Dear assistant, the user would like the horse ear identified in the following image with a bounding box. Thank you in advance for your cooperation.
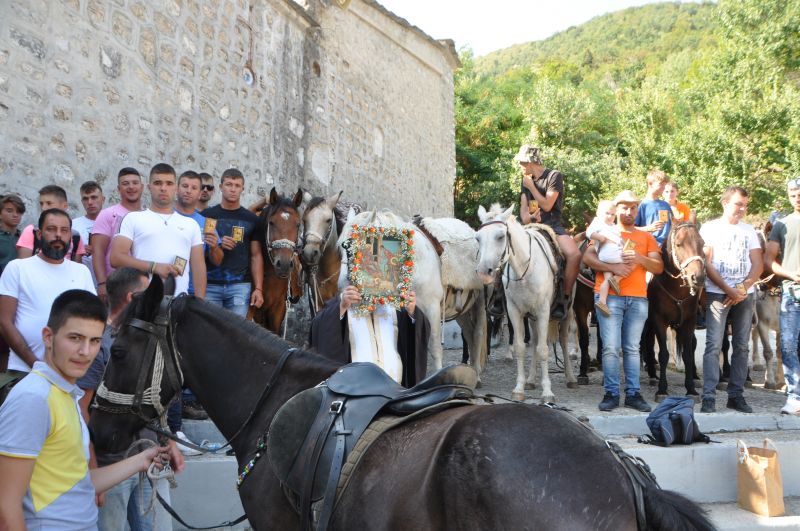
[269,187,278,205]
[292,187,304,208]
[346,207,356,225]
[302,190,313,205]
[326,190,342,210]
[477,205,488,222]
[141,274,165,319]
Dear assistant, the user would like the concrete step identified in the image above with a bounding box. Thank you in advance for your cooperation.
[616,430,800,503]
[586,411,800,438]
[704,497,800,530]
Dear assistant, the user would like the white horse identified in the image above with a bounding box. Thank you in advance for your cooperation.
[338,209,488,380]
[476,204,577,402]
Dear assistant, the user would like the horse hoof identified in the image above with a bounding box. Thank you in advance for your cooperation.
[649,378,658,387]
[753,364,766,372]
[475,380,483,389]
[540,396,555,404]
[655,393,668,403]
[764,382,777,390]
[511,392,526,401]
[567,381,579,389]
[716,382,728,391]
[525,382,536,390]
[577,376,590,385]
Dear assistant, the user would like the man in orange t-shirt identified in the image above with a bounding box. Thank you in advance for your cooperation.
[583,190,663,412]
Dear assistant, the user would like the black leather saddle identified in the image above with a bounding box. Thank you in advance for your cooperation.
[267,362,476,530]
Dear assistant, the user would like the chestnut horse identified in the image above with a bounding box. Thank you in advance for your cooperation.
[643,222,706,401]
[250,187,304,336]
[90,275,714,531]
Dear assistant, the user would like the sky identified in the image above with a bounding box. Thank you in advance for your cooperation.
[377,0,704,57]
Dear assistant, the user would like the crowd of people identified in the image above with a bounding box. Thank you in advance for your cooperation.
[1,146,799,529]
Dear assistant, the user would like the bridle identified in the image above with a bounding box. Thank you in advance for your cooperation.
[477,219,534,285]
[94,294,297,452]
[663,223,705,296]
[264,206,301,269]
[302,206,336,255]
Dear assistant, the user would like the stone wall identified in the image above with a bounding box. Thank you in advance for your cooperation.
[0,0,458,225]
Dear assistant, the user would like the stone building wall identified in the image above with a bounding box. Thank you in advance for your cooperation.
[0,0,458,225]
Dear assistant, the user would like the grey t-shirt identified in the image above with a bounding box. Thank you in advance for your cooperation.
[78,326,156,466]
[768,213,800,293]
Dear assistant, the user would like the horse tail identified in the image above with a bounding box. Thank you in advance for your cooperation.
[644,484,716,531]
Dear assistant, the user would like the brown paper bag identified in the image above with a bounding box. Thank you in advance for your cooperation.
[737,439,785,516]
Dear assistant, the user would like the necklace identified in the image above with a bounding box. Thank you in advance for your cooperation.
[151,209,175,225]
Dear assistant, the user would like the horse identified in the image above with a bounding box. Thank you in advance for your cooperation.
[337,209,489,381]
[752,220,784,389]
[250,187,304,336]
[476,203,577,402]
[89,275,715,531]
[299,191,343,315]
[574,242,604,384]
[642,222,706,401]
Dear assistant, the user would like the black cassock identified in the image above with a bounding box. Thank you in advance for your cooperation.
[308,294,430,387]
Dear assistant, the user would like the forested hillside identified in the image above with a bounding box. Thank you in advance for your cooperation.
[455,0,800,227]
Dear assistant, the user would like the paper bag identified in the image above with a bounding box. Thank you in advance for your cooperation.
[737,439,785,516]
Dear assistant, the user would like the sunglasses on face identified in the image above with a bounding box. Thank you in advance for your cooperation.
[202,185,215,191]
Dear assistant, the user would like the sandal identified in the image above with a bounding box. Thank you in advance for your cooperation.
[608,277,621,295]
[595,301,611,317]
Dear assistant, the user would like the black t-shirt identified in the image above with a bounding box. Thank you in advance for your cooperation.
[201,205,262,283]
[520,168,565,229]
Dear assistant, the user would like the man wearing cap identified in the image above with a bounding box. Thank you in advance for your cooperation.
[765,179,800,415]
[582,190,663,412]
[515,145,580,320]
[699,186,761,413]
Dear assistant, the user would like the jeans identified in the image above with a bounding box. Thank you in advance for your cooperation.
[702,292,754,400]
[206,282,251,317]
[780,291,800,400]
[595,294,648,396]
[98,473,172,531]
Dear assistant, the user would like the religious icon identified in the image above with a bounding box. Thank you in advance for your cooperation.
[232,226,244,243]
[528,199,539,216]
[658,210,669,223]
[173,256,187,276]
[203,218,217,235]
[623,239,637,253]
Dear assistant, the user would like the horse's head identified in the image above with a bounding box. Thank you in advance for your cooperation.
[261,187,303,278]
[300,190,341,267]
[89,275,182,454]
[665,222,706,296]
[475,203,515,285]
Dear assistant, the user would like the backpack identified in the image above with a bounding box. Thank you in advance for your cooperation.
[0,371,24,408]
[639,396,712,446]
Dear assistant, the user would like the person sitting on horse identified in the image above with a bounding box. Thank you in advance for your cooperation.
[309,284,429,387]
[663,181,696,224]
[635,169,673,246]
[586,200,623,317]
[515,144,580,321]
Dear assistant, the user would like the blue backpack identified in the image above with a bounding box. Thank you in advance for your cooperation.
[639,396,712,446]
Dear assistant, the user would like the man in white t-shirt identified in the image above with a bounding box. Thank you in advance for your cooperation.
[71,181,105,287]
[699,186,763,414]
[92,167,144,303]
[0,209,96,374]
[110,163,206,297]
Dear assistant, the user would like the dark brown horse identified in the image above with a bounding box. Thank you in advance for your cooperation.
[250,187,304,335]
[643,222,706,401]
[89,275,714,531]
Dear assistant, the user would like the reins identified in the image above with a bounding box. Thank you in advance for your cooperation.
[662,223,704,296]
[477,219,535,286]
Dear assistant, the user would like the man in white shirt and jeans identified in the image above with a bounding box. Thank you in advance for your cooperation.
[110,163,206,298]
[0,209,96,375]
[699,186,763,413]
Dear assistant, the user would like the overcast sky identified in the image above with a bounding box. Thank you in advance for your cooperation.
[377,0,705,57]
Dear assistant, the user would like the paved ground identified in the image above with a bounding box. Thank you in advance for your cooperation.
[441,325,789,419]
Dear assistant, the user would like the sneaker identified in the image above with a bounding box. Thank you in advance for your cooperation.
[175,431,202,456]
[700,398,716,413]
[598,392,619,411]
[624,393,652,412]
[780,396,800,415]
[182,401,209,420]
[726,396,753,413]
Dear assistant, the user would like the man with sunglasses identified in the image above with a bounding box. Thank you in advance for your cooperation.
[765,177,800,415]
[198,173,215,211]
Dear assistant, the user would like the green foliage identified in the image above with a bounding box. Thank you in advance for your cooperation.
[455,0,800,228]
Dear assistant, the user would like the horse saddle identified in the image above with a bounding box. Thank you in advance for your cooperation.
[267,362,476,529]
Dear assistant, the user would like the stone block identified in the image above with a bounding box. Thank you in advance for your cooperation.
[100,45,121,78]
[160,43,176,66]
[9,27,46,60]
[50,133,65,151]
[0,75,7,93]
[112,113,129,132]
[179,56,194,76]
[154,12,176,35]
[166,0,181,17]
[182,35,197,56]
[87,0,106,27]
[139,27,156,68]
[81,118,98,131]
[54,163,75,183]
[53,107,71,121]
[103,83,119,104]
[178,84,193,113]
[60,0,80,12]
[129,2,147,21]
[201,22,214,40]
[53,59,69,73]
[158,68,173,85]
[112,10,134,45]
[25,87,42,104]
[11,0,48,26]
[18,62,45,81]
[55,83,73,98]
[0,103,9,121]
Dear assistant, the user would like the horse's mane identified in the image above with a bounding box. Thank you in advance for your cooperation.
[261,194,299,220]
[305,196,327,213]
